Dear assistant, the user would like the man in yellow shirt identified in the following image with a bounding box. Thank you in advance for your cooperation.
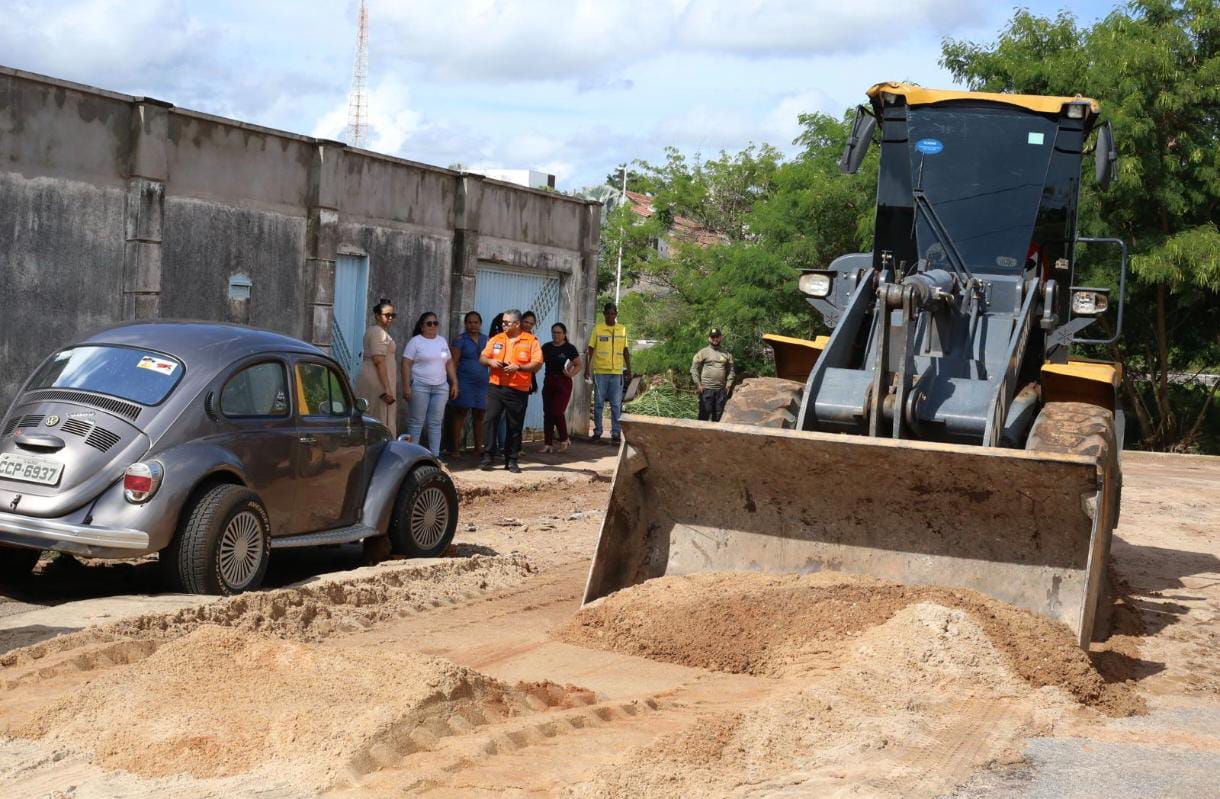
[584,302,631,444]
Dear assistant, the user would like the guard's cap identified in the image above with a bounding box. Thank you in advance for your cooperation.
[709,327,722,337]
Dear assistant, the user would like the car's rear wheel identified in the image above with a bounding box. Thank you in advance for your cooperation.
[0,546,40,583]
[388,465,459,557]
[168,484,271,595]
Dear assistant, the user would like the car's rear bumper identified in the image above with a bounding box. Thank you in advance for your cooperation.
[0,510,150,558]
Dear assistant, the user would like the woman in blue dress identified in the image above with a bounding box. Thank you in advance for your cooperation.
[447,310,489,457]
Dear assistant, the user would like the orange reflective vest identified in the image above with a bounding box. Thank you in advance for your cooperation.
[482,332,542,392]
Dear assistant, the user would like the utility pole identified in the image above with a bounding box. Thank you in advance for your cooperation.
[614,164,626,304]
[346,0,369,148]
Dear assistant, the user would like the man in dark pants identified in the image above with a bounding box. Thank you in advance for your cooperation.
[479,309,543,473]
[690,327,735,422]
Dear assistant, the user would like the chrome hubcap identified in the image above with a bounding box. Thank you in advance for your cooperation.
[410,486,450,549]
[219,510,264,588]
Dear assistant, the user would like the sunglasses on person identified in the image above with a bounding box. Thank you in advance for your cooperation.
[379,312,397,319]
[423,320,439,327]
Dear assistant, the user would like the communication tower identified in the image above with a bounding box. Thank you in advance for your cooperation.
[345,0,369,148]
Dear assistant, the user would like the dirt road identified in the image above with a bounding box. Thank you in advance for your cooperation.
[0,447,1217,797]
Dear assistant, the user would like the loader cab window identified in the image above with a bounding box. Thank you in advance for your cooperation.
[906,105,1059,275]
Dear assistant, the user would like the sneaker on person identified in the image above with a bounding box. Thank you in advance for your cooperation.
[506,459,522,474]
[479,453,494,471]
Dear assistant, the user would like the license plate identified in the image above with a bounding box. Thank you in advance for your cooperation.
[0,453,64,486]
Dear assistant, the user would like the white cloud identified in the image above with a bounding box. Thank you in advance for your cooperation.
[675,0,987,56]
[0,0,221,97]
[371,0,989,83]
[0,0,1014,191]
[313,75,422,153]
[764,89,837,144]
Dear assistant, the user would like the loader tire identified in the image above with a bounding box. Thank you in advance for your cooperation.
[720,377,804,428]
[1025,401,1121,528]
[1026,401,1121,639]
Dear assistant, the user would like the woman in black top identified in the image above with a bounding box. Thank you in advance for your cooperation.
[540,322,581,452]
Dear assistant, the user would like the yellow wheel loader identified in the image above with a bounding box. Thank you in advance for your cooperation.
[584,83,1128,646]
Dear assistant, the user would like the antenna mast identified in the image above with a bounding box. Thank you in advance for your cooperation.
[345,0,369,148]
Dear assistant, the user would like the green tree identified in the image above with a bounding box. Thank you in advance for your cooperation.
[749,112,878,283]
[597,201,667,297]
[634,144,784,240]
[942,0,1220,451]
[621,112,877,379]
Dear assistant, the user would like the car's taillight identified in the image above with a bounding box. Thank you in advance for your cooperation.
[124,461,164,504]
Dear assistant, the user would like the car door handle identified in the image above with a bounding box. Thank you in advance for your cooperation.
[298,435,317,444]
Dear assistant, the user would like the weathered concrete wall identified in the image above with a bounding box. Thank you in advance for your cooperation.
[0,71,130,399]
[0,65,601,435]
[336,221,454,339]
[160,199,308,337]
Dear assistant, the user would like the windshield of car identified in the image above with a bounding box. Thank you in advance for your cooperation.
[28,345,185,405]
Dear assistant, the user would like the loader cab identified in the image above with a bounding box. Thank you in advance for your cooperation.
[865,89,1100,286]
[835,85,1126,353]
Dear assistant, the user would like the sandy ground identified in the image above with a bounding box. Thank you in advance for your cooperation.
[0,444,1217,797]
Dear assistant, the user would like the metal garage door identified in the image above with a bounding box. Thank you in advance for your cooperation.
[474,266,562,433]
[332,254,369,379]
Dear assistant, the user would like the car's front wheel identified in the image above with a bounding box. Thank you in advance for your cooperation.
[168,484,271,595]
[388,465,459,557]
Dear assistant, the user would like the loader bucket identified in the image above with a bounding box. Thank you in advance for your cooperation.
[583,415,1115,646]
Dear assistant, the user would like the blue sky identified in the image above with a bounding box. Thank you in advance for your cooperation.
[0,0,1121,189]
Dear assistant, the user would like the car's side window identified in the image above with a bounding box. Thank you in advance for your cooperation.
[295,362,351,418]
[221,361,290,418]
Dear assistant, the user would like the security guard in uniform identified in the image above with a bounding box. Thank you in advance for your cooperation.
[690,327,735,422]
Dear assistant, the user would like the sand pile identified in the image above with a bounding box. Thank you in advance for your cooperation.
[560,572,1140,714]
[571,603,1047,799]
[1,554,533,669]
[12,624,584,789]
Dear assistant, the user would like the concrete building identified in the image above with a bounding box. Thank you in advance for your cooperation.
[0,66,601,436]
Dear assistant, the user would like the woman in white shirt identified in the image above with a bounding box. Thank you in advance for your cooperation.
[402,311,458,460]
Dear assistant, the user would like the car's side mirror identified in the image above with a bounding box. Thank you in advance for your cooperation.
[839,105,876,175]
[1094,121,1117,190]
[354,397,369,414]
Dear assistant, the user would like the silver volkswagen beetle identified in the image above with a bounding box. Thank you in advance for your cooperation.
[0,321,458,594]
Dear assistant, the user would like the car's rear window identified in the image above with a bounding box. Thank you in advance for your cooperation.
[29,345,184,405]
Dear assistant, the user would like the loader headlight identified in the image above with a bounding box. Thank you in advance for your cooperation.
[1070,288,1110,317]
[799,271,833,298]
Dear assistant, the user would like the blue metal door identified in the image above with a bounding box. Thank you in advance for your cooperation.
[474,266,562,433]
[332,255,369,378]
